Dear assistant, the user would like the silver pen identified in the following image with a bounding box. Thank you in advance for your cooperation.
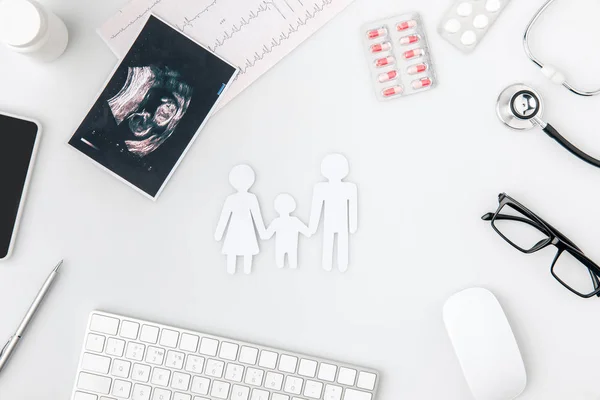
[0,260,63,373]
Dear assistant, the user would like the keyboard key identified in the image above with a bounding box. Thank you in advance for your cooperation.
[225,363,244,382]
[86,334,105,353]
[278,355,297,373]
[126,342,145,361]
[132,383,151,400]
[258,351,278,369]
[106,338,125,357]
[343,389,372,400]
[81,353,111,374]
[272,394,289,400]
[211,380,231,399]
[284,376,303,395]
[152,388,171,400]
[151,367,171,387]
[265,371,284,391]
[337,368,356,386]
[219,342,239,360]
[90,314,119,335]
[250,388,269,400]
[160,329,179,348]
[140,325,160,344]
[171,371,191,391]
[318,363,337,382]
[356,372,376,390]
[173,393,191,400]
[244,367,264,386]
[111,359,131,378]
[199,338,219,356]
[191,376,210,395]
[304,380,323,399]
[112,379,132,398]
[298,359,317,378]
[239,346,258,365]
[146,346,166,365]
[231,384,250,400]
[166,350,185,369]
[179,334,199,352]
[205,359,225,378]
[324,384,342,400]
[78,372,111,394]
[184,355,205,374]
[74,392,98,400]
[132,363,151,382]
[120,320,140,340]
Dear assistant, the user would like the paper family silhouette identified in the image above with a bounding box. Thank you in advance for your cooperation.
[214,154,358,274]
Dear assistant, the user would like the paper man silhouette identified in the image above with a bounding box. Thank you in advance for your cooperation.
[264,194,311,269]
[215,164,266,275]
[309,154,358,272]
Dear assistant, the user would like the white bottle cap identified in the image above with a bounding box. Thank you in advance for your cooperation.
[0,0,46,47]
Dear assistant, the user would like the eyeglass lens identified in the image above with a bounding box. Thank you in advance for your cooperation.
[492,203,550,252]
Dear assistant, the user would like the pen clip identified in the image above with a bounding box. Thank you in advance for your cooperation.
[0,336,12,358]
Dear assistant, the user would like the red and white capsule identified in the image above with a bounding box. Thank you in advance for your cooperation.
[396,20,417,31]
[403,48,424,60]
[412,77,432,89]
[367,27,387,39]
[370,42,392,53]
[400,34,420,45]
[378,70,398,83]
[407,63,428,75]
[375,56,395,67]
[382,86,404,97]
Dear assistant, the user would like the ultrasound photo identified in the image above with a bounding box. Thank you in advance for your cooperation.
[69,16,237,199]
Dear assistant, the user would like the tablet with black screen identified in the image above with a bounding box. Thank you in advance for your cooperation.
[0,112,40,260]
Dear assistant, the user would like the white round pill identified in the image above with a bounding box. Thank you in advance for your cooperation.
[473,14,489,29]
[486,0,501,12]
[456,2,473,17]
[444,18,461,33]
[461,30,477,46]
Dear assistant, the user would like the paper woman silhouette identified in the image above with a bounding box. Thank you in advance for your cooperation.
[215,164,267,275]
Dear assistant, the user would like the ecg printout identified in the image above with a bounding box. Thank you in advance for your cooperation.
[99,0,355,109]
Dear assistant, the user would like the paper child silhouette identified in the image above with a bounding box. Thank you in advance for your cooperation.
[264,194,311,269]
[309,154,358,272]
[215,164,266,275]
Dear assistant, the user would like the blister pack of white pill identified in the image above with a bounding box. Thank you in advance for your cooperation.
[362,12,437,101]
[438,0,511,53]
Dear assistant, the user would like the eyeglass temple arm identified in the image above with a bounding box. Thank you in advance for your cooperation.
[481,212,542,229]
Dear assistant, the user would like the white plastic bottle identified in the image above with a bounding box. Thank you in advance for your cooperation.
[0,0,69,62]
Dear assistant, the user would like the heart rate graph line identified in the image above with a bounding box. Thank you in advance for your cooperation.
[209,1,285,52]
[110,0,164,39]
[237,0,335,76]
[209,0,321,53]
[179,0,219,31]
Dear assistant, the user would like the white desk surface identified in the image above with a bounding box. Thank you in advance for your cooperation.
[2,0,600,398]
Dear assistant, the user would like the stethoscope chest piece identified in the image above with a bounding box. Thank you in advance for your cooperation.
[496,83,544,131]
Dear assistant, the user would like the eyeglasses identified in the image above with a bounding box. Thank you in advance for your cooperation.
[482,193,600,298]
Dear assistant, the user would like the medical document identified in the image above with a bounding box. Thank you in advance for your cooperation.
[98,0,355,109]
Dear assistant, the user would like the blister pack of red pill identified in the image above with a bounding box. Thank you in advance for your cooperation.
[362,13,437,100]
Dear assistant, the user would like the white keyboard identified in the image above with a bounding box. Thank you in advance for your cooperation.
[71,312,380,400]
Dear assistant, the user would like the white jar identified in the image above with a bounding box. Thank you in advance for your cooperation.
[0,0,68,62]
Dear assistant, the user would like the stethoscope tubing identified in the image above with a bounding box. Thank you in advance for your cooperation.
[524,0,600,97]
[542,123,600,168]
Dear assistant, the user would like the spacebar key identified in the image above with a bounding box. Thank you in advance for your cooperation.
[77,372,112,394]
[343,389,372,400]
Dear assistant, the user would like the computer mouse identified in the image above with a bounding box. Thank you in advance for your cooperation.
[443,287,527,400]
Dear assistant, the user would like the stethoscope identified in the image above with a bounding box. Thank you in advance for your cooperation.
[524,0,600,97]
[496,0,600,169]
